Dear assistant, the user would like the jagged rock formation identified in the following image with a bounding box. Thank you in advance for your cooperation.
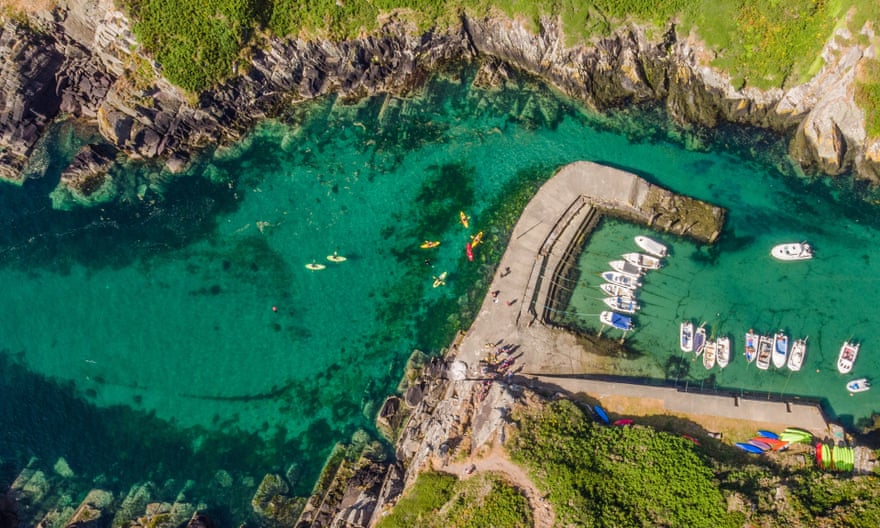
[0,1,879,205]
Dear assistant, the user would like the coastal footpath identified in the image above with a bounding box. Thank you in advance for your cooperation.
[299,161,874,527]
[2,0,880,209]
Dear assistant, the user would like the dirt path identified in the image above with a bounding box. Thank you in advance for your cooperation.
[434,442,554,528]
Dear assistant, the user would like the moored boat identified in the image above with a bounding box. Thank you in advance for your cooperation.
[744,330,758,363]
[787,337,807,372]
[603,296,639,314]
[600,283,632,298]
[600,271,641,291]
[600,311,634,331]
[609,259,645,278]
[634,235,668,258]
[693,324,707,356]
[770,242,813,261]
[622,252,663,270]
[702,339,717,369]
[680,321,694,353]
[772,332,789,369]
[846,378,870,393]
[756,335,773,370]
[716,336,730,368]
[837,340,859,374]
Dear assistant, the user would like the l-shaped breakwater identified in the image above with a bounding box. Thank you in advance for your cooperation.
[287,161,864,527]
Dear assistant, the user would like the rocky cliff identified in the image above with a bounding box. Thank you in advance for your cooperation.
[1,3,878,205]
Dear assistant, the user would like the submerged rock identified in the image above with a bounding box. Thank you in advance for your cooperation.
[51,143,118,208]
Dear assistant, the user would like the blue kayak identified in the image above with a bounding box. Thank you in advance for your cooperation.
[593,405,610,424]
[735,442,764,454]
[757,430,779,440]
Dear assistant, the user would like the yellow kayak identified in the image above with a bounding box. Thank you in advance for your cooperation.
[306,262,326,271]
[470,231,484,248]
[326,251,347,263]
[459,211,469,229]
[432,271,448,288]
[420,240,440,249]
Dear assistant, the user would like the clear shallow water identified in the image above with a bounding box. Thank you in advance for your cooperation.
[0,65,877,520]
[560,160,880,428]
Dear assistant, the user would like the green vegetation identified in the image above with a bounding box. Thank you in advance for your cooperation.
[119,1,880,99]
[119,0,269,91]
[509,399,739,527]
[376,471,530,528]
[856,55,880,138]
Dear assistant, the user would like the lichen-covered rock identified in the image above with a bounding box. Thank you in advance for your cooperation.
[50,143,118,208]
[251,474,305,526]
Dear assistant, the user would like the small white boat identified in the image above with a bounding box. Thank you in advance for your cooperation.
[609,259,644,278]
[846,378,870,393]
[603,296,639,314]
[600,310,634,331]
[600,283,632,297]
[716,336,730,368]
[600,271,641,291]
[756,335,773,370]
[703,340,717,369]
[635,235,668,258]
[787,337,807,372]
[744,330,758,363]
[622,252,663,270]
[693,324,707,356]
[680,321,694,353]
[837,341,860,374]
[772,332,789,369]
[771,242,813,261]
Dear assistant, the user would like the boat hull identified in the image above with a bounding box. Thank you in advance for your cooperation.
[634,235,668,258]
[756,336,773,370]
[744,331,758,363]
[771,242,813,261]
[622,252,662,270]
[680,321,694,353]
[716,336,730,368]
[603,296,639,314]
[837,341,859,374]
[772,332,788,369]
[846,378,870,393]
[601,271,641,290]
[787,338,807,372]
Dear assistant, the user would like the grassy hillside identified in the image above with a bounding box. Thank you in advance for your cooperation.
[387,398,880,527]
[116,1,879,93]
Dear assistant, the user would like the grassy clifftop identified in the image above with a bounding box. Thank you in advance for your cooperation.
[117,1,879,94]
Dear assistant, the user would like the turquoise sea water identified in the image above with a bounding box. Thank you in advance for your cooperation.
[0,65,877,521]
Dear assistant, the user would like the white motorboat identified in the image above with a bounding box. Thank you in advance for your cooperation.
[622,252,663,270]
[787,337,807,372]
[756,335,773,370]
[635,235,668,258]
[772,332,789,369]
[846,378,870,393]
[609,259,644,278]
[600,310,634,331]
[716,336,730,368]
[837,341,860,374]
[603,295,639,314]
[703,339,717,369]
[693,324,707,356]
[680,321,694,353]
[771,242,813,261]
[744,330,758,363]
[600,271,641,291]
[600,283,632,297]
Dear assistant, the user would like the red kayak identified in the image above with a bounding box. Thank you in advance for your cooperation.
[613,419,633,426]
[466,242,474,262]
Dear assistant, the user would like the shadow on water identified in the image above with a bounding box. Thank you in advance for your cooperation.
[0,171,241,274]
[0,352,341,518]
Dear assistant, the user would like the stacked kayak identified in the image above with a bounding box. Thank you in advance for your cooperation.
[816,443,855,472]
[778,428,813,444]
